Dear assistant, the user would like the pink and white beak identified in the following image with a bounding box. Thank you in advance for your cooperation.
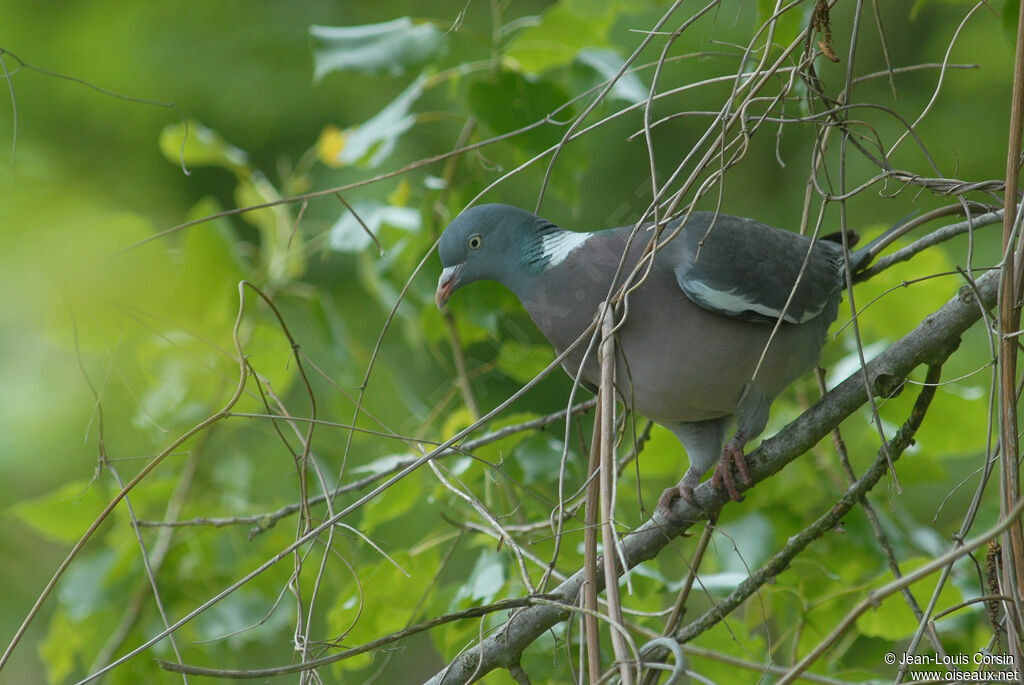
[435,264,462,309]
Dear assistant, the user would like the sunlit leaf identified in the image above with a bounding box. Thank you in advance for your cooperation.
[159,120,250,177]
[830,229,988,458]
[826,340,889,390]
[59,549,118,620]
[328,200,421,252]
[44,212,178,347]
[316,125,346,165]
[856,557,963,639]
[39,609,88,684]
[351,453,416,476]
[442,406,477,440]
[453,550,506,605]
[836,226,955,345]
[327,548,438,673]
[388,179,413,207]
[234,172,304,282]
[504,0,616,74]
[457,411,544,470]
[577,48,649,103]
[716,512,775,573]
[234,305,302,404]
[495,339,555,384]
[512,433,565,485]
[906,382,988,458]
[194,590,293,648]
[318,74,426,168]
[756,0,812,51]
[311,18,445,80]
[176,196,246,325]
[132,357,212,429]
[361,469,422,533]
[10,481,109,545]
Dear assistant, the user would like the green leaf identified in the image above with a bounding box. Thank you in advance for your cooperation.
[175,196,246,324]
[361,469,422,533]
[161,124,300,283]
[133,358,196,428]
[442,406,477,441]
[9,480,109,545]
[44,212,179,347]
[1004,0,1021,41]
[39,609,88,684]
[504,0,617,74]
[716,512,775,573]
[512,433,566,485]
[453,550,506,605]
[911,0,978,21]
[906,380,988,459]
[233,307,302,407]
[194,590,293,647]
[495,339,555,384]
[639,424,689,480]
[327,548,438,673]
[350,452,416,477]
[459,411,546,469]
[234,171,304,282]
[827,227,989,459]
[59,549,118,620]
[159,120,250,177]
[855,557,964,639]
[467,70,572,153]
[837,225,955,345]
[756,0,812,51]
[328,200,422,252]
[577,48,649,103]
[310,18,445,80]
[319,74,427,169]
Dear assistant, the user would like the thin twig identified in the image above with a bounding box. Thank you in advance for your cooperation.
[777,494,1024,684]
[0,282,252,674]
[159,596,550,678]
[1000,0,1024,658]
[598,303,633,684]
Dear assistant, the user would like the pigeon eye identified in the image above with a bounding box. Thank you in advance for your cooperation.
[467,234,483,250]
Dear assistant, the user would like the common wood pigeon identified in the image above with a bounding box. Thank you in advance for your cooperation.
[435,204,881,513]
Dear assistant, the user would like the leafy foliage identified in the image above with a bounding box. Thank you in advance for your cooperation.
[0,1,1017,683]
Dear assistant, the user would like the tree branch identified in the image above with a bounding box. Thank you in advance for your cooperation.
[673,364,942,644]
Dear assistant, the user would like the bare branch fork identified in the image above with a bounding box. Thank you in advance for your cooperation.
[422,269,1000,685]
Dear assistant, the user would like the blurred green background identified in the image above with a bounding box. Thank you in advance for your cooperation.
[0,1,1015,682]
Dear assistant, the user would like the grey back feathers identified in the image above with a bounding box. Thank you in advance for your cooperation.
[663,212,845,325]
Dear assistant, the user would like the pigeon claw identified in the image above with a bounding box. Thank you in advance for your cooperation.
[657,483,701,521]
[657,486,677,516]
[712,437,750,502]
[658,483,696,511]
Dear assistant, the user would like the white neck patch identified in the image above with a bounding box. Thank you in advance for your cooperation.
[540,230,591,266]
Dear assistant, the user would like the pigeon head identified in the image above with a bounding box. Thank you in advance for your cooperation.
[435,204,545,308]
